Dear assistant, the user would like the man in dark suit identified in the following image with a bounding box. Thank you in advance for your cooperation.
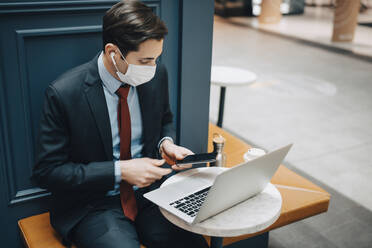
[32,1,209,248]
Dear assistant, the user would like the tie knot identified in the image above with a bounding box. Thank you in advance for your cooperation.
[116,85,130,99]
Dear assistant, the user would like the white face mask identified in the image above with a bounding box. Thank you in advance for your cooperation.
[110,49,156,87]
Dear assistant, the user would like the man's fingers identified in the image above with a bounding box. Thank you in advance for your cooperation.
[162,152,175,165]
[171,165,181,171]
[149,158,166,166]
[175,150,188,160]
[138,182,152,188]
[161,144,194,161]
[172,163,192,171]
[144,172,161,181]
[157,167,172,175]
[173,147,194,160]
[162,148,175,160]
[181,147,194,155]
[149,166,172,177]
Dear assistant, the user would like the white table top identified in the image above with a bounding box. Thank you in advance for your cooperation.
[211,66,257,87]
[159,167,282,237]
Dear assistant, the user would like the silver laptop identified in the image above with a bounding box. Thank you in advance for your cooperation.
[144,144,292,225]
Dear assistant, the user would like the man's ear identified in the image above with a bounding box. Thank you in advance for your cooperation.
[104,43,116,55]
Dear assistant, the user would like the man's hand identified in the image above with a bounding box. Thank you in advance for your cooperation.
[118,158,171,188]
[160,140,194,171]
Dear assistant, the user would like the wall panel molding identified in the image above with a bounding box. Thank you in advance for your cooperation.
[3,25,102,205]
[10,188,50,205]
[0,1,160,14]
[0,55,13,205]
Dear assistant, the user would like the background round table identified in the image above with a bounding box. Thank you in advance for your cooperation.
[211,66,257,127]
[159,167,282,248]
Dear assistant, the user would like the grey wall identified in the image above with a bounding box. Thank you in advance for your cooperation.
[178,0,214,153]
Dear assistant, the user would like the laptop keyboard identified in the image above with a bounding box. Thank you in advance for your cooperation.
[169,187,211,217]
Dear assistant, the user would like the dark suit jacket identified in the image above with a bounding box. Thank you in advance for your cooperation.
[32,53,176,243]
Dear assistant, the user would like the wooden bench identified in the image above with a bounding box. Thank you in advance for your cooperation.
[207,124,330,246]
[18,123,330,247]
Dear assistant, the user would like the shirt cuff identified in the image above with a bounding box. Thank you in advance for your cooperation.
[114,161,121,184]
[158,136,174,150]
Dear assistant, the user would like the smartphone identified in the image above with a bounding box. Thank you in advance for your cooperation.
[176,152,217,166]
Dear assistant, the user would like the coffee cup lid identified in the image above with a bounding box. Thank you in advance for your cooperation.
[247,148,266,156]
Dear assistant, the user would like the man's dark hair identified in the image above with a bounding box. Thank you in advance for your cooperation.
[102,0,168,56]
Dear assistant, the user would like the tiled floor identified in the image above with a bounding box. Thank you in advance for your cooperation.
[210,10,372,248]
[269,162,372,248]
[227,6,372,61]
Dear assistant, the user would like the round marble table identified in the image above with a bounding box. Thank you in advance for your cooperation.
[211,66,257,127]
[159,167,282,248]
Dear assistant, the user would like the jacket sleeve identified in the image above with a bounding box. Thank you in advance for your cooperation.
[32,85,115,192]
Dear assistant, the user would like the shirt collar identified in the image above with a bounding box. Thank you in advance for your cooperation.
[97,51,128,95]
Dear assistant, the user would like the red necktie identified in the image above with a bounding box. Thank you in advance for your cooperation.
[116,85,137,221]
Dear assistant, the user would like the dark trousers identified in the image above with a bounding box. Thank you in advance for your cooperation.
[71,189,209,248]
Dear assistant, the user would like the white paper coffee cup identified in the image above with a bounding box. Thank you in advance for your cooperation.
[243,148,266,162]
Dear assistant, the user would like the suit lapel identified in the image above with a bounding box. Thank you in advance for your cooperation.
[85,83,113,160]
[137,84,151,147]
[84,56,113,160]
